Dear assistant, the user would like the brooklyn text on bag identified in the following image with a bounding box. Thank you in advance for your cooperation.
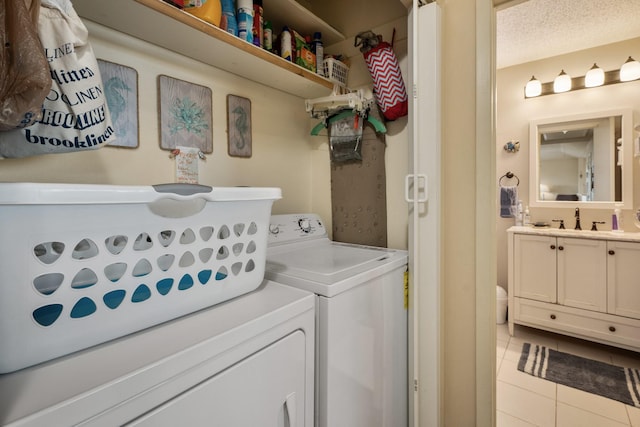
[0,0,115,158]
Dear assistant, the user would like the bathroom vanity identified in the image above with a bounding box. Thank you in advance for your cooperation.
[507,226,640,351]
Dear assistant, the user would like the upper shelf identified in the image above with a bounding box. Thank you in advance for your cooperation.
[262,0,344,46]
[72,0,346,99]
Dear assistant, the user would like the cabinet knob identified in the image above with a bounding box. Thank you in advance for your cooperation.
[609,326,616,332]
[608,250,615,255]
[550,245,556,250]
[550,314,556,320]
[558,246,564,251]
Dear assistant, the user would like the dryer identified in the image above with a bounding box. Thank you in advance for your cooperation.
[265,214,408,427]
[0,281,315,427]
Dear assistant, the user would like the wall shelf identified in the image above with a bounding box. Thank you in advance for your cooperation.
[263,0,344,46]
[73,0,345,98]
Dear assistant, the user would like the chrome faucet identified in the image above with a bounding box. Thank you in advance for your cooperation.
[574,207,581,230]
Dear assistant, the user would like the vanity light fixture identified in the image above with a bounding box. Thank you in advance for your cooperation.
[584,63,605,87]
[553,70,572,93]
[525,55,640,98]
[524,75,542,97]
[620,56,640,82]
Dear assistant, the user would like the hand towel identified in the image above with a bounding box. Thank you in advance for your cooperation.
[500,186,517,218]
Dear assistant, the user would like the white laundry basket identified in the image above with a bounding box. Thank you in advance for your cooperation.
[0,183,281,373]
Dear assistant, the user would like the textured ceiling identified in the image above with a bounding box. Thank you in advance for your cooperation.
[497,0,640,69]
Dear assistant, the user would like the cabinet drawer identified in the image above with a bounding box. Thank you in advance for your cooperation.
[514,297,640,351]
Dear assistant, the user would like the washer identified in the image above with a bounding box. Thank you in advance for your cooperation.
[0,281,315,427]
[265,214,408,427]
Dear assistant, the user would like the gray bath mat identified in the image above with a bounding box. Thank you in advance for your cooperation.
[518,342,640,407]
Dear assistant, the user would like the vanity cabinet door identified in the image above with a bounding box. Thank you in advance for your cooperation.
[557,237,607,313]
[514,234,557,303]
[607,240,640,320]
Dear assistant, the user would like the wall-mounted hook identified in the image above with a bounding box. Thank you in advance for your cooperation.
[503,140,520,153]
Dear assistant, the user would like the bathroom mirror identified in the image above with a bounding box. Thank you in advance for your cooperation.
[529,108,634,208]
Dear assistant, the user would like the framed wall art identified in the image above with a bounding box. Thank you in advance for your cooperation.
[227,94,252,158]
[97,59,139,148]
[158,75,213,153]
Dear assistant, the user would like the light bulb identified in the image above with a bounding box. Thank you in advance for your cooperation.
[620,56,640,82]
[553,70,572,93]
[584,63,605,87]
[525,75,542,97]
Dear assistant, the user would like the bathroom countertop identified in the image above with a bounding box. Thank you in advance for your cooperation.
[507,225,640,242]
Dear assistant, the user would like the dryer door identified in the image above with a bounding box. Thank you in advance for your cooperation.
[126,330,307,427]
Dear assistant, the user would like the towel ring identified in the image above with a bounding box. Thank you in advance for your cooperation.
[499,172,519,187]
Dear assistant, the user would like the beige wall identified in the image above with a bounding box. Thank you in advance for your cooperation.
[441,0,496,425]
[496,37,640,288]
[0,22,319,216]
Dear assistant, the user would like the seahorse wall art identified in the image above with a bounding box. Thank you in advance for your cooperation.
[98,59,139,148]
[227,94,252,158]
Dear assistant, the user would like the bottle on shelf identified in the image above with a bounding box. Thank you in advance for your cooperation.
[280,26,292,61]
[252,0,263,47]
[236,0,254,43]
[312,32,323,76]
[263,20,273,52]
[184,0,222,27]
[219,0,237,36]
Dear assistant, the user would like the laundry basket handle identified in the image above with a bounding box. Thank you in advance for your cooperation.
[152,183,212,196]
[149,184,213,218]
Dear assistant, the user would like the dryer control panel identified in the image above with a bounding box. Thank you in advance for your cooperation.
[268,214,328,245]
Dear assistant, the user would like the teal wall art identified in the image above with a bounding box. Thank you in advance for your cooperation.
[158,75,213,153]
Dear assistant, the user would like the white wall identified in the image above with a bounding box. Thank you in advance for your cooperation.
[540,158,580,195]
[496,37,640,288]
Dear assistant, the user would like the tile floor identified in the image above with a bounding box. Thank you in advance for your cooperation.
[496,322,640,426]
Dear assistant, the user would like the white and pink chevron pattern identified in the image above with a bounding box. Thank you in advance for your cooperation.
[364,42,408,120]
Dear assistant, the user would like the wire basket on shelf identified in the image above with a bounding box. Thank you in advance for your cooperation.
[323,58,349,88]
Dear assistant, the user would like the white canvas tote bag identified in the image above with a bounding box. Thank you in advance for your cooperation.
[0,0,115,158]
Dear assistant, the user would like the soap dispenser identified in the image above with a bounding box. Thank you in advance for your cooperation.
[523,206,531,226]
[613,203,624,232]
[515,200,523,226]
